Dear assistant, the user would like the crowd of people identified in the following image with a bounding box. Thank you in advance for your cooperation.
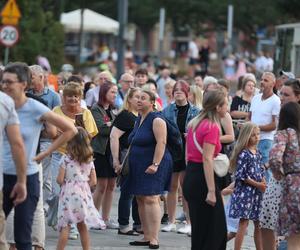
[0,58,300,250]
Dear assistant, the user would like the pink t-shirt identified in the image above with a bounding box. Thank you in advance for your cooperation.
[186,119,221,163]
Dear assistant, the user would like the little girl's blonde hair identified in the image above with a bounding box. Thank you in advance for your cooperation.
[229,122,259,173]
[66,127,93,164]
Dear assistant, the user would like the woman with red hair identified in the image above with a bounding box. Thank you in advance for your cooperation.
[91,81,119,229]
[161,80,200,234]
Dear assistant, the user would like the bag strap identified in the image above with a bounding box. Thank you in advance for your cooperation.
[193,131,203,154]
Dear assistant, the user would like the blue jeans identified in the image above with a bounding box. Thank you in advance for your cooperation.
[50,151,63,197]
[3,173,39,250]
[258,139,273,182]
[118,191,140,230]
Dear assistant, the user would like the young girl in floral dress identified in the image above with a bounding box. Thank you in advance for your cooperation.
[229,122,266,250]
[56,127,105,250]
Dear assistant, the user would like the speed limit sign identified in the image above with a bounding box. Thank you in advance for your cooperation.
[0,25,19,47]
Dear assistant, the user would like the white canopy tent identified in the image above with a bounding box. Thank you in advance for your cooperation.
[60,9,119,34]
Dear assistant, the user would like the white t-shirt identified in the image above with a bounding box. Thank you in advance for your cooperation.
[85,86,100,107]
[250,93,281,140]
[2,98,50,176]
[188,41,199,59]
[0,92,19,189]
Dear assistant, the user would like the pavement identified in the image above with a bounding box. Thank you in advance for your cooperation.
[45,190,256,250]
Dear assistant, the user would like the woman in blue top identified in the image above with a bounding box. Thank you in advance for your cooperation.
[127,90,172,249]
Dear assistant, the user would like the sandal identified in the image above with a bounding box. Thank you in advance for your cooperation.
[118,229,140,236]
[129,240,150,246]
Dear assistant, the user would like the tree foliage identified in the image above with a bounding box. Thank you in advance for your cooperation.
[64,0,299,34]
[0,0,64,71]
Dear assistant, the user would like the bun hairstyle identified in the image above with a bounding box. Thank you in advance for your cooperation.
[141,89,156,110]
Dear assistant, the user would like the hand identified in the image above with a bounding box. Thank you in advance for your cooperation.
[145,164,158,174]
[258,180,267,193]
[10,182,27,206]
[205,190,216,206]
[33,151,49,164]
[113,161,122,174]
[106,122,112,127]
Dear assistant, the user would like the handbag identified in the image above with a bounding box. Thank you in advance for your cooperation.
[193,132,229,177]
[120,146,130,176]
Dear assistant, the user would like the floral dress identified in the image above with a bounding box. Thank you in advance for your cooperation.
[57,155,105,231]
[229,149,265,220]
[270,128,300,237]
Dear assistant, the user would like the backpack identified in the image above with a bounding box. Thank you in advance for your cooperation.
[156,112,183,162]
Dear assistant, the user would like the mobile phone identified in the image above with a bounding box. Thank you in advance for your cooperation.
[75,113,84,128]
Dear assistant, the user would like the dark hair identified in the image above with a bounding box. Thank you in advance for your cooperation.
[237,76,244,91]
[67,75,84,84]
[146,78,157,89]
[284,79,300,103]
[4,62,31,84]
[67,127,93,164]
[135,68,148,76]
[98,81,115,106]
[278,102,300,133]
[83,81,95,99]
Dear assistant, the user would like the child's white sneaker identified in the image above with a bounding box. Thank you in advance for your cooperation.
[105,219,119,229]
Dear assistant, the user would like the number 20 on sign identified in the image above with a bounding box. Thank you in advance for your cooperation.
[0,25,19,47]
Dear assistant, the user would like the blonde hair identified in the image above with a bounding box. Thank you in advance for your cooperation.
[164,79,176,89]
[63,82,83,97]
[229,122,259,172]
[121,87,140,112]
[189,85,203,109]
[189,89,226,131]
[66,127,93,164]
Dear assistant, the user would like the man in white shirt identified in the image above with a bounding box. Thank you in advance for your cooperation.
[250,72,281,172]
[0,92,27,249]
[85,71,112,108]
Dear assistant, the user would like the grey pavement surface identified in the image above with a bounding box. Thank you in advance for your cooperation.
[45,190,256,250]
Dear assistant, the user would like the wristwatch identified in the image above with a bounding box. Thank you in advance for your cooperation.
[153,162,159,167]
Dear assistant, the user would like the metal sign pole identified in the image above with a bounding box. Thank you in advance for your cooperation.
[4,47,9,65]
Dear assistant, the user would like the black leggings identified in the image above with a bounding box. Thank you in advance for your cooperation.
[183,162,227,250]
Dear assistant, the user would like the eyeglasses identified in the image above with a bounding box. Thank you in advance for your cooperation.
[0,79,19,85]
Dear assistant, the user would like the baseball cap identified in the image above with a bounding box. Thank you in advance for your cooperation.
[279,70,295,79]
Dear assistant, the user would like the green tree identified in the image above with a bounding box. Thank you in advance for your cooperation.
[0,0,64,71]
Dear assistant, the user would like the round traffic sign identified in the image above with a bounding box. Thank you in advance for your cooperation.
[0,25,19,47]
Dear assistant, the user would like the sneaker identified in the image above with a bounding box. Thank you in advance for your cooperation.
[105,219,119,229]
[177,224,191,235]
[161,223,176,232]
[69,225,79,240]
[175,212,186,224]
[161,213,169,224]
